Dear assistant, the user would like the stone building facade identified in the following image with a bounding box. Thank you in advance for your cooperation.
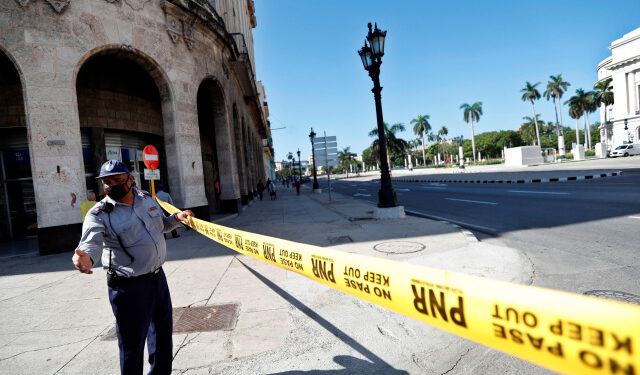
[0,0,273,254]
[597,26,640,146]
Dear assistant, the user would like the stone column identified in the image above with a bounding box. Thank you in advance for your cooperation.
[23,69,86,254]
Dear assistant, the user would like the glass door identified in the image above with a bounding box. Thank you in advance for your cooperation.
[1,149,36,239]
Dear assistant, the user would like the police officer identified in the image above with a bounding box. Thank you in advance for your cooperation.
[72,160,194,375]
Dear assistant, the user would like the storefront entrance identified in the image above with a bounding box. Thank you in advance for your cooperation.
[0,133,36,242]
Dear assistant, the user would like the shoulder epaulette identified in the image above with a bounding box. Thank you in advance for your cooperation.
[138,189,151,197]
[90,201,110,215]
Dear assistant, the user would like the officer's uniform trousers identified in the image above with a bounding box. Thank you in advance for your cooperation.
[78,190,182,375]
[109,268,172,375]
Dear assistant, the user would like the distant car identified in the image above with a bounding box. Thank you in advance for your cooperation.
[301,176,311,183]
[610,143,640,157]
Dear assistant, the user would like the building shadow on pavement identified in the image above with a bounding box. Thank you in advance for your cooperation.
[268,355,409,375]
[238,259,409,375]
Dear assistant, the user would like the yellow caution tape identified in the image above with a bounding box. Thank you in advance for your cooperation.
[158,199,640,375]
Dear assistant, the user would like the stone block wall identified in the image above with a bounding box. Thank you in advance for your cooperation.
[0,0,270,253]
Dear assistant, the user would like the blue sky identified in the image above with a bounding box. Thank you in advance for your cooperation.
[253,1,640,162]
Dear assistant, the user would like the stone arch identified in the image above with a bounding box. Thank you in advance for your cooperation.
[73,45,177,198]
[0,47,35,242]
[196,77,234,213]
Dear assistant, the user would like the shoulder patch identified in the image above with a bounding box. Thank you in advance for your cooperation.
[138,189,151,197]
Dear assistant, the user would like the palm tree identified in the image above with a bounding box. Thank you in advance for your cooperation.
[521,81,542,146]
[286,152,293,176]
[460,102,483,163]
[369,122,407,168]
[521,115,542,145]
[594,78,614,145]
[583,91,597,149]
[411,114,431,166]
[438,126,448,164]
[568,105,581,151]
[544,75,570,138]
[565,90,588,148]
[338,147,356,177]
[426,131,437,164]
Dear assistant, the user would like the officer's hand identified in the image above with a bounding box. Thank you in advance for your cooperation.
[175,210,195,224]
[73,249,93,274]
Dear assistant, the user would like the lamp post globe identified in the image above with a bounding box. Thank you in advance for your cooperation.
[358,22,397,208]
[309,128,320,190]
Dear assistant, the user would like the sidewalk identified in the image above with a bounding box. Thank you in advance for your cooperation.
[0,186,546,374]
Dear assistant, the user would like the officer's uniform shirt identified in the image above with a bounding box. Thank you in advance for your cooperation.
[77,188,182,277]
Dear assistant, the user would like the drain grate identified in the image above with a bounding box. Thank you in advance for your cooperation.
[583,290,640,305]
[103,303,240,340]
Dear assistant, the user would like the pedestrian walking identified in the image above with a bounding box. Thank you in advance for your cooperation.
[72,160,194,375]
[257,180,265,200]
[286,177,290,188]
[155,183,180,239]
[294,177,301,196]
[267,178,276,200]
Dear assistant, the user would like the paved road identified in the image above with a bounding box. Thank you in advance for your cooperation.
[325,169,640,300]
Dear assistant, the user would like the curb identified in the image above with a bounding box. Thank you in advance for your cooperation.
[393,171,622,185]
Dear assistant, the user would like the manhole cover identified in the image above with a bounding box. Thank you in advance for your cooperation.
[103,303,240,340]
[583,290,640,305]
[374,241,425,254]
[328,235,353,245]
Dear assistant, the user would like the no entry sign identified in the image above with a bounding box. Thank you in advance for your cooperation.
[143,145,159,170]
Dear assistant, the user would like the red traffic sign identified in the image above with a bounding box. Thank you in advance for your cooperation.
[142,145,159,170]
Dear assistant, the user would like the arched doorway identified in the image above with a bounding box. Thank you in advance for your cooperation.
[76,50,169,198]
[0,50,35,243]
[197,79,224,212]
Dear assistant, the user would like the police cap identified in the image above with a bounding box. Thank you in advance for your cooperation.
[97,160,130,178]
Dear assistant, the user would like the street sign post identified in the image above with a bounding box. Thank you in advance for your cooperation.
[313,132,338,201]
[143,145,160,197]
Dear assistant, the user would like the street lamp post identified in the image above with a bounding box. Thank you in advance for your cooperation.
[297,149,302,179]
[309,128,320,190]
[358,22,397,208]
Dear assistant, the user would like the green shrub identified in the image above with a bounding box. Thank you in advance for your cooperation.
[585,150,595,157]
[565,153,574,160]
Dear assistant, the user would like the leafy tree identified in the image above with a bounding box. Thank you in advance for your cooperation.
[460,102,483,163]
[467,130,523,159]
[361,146,377,170]
[411,114,431,166]
[521,81,542,146]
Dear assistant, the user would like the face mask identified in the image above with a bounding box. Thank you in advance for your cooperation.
[105,176,131,201]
